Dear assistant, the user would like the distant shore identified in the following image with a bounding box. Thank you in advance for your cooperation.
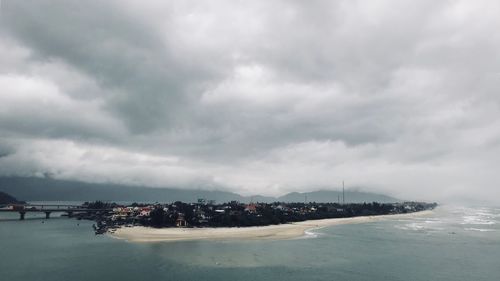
[110,210,434,243]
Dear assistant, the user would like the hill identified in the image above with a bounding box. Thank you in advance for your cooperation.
[0,176,399,204]
[0,191,25,205]
[278,190,399,203]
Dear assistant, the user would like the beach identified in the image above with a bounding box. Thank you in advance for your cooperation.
[111,210,433,242]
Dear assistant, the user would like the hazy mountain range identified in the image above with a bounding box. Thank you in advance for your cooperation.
[0,177,400,204]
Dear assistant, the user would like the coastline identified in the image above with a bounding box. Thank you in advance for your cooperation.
[110,210,434,243]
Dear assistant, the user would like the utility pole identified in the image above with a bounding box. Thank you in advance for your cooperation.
[342,180,345,205]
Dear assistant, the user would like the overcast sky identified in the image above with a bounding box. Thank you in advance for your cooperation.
[1,1,499,204]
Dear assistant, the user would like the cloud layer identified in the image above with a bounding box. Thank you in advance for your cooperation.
[1,0,499,204]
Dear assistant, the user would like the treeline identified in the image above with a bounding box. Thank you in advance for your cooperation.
[144,201,437,228]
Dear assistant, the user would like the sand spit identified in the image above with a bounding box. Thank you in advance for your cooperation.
[111,210,433,243]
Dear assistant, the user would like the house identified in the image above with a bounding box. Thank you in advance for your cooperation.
[138,207,151,217]
[176,213,187,227]
[245,203,257,213]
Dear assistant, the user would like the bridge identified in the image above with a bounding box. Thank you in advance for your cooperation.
[0,204,113,220]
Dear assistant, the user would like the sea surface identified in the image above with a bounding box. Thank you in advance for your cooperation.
[0,205,499,281]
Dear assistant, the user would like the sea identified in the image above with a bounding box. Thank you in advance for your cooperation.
[0,204,499,281]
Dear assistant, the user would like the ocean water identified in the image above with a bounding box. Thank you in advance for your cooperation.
[0,206,499,281]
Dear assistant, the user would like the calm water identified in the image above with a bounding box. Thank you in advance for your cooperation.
[0,205,499,281]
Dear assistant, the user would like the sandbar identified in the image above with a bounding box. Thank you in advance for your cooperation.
[110,210,433,243]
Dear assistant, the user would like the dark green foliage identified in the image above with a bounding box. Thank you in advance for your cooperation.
[149,207,166,227]
[82,201,116,209]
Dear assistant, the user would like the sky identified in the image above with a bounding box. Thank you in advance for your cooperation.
[0,0,499,204]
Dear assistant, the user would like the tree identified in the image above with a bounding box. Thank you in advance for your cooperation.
[150,207,166,227]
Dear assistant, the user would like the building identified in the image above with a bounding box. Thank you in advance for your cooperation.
[245,203,257,213]
[176,213,187,227]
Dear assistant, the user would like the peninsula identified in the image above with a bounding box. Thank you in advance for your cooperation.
[77,200,437,240]
[111,210,434,242]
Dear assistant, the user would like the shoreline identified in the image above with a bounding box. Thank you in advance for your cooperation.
[110,210,434,243]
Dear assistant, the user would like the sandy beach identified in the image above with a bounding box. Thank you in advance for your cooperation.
[110,210,433,242]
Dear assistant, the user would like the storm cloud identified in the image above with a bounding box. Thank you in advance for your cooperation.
[1,0,499,204]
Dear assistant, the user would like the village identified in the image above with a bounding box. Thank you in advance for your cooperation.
[82,200,437,234]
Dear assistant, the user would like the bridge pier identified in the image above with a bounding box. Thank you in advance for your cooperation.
[19,211,26,220]
[45,211,51,219]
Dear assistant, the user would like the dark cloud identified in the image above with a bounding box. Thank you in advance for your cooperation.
[1,0,220,133]
[0,0,499,204]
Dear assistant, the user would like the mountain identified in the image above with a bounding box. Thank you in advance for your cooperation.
[0,176,399,204]
[278,190,399,203]
[0,191,25,205]
[0,177,250,203]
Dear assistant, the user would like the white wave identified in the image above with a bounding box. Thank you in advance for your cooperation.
[461,215,496,225]
[304,229,319,238]
[464,228,495,232]
[295,229,322,240]
[395,222,427,231]
[424,219,442,224]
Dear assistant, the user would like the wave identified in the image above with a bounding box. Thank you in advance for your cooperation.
[461,215,496,225]
[464,228,495,232]
[304,229,320,238]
